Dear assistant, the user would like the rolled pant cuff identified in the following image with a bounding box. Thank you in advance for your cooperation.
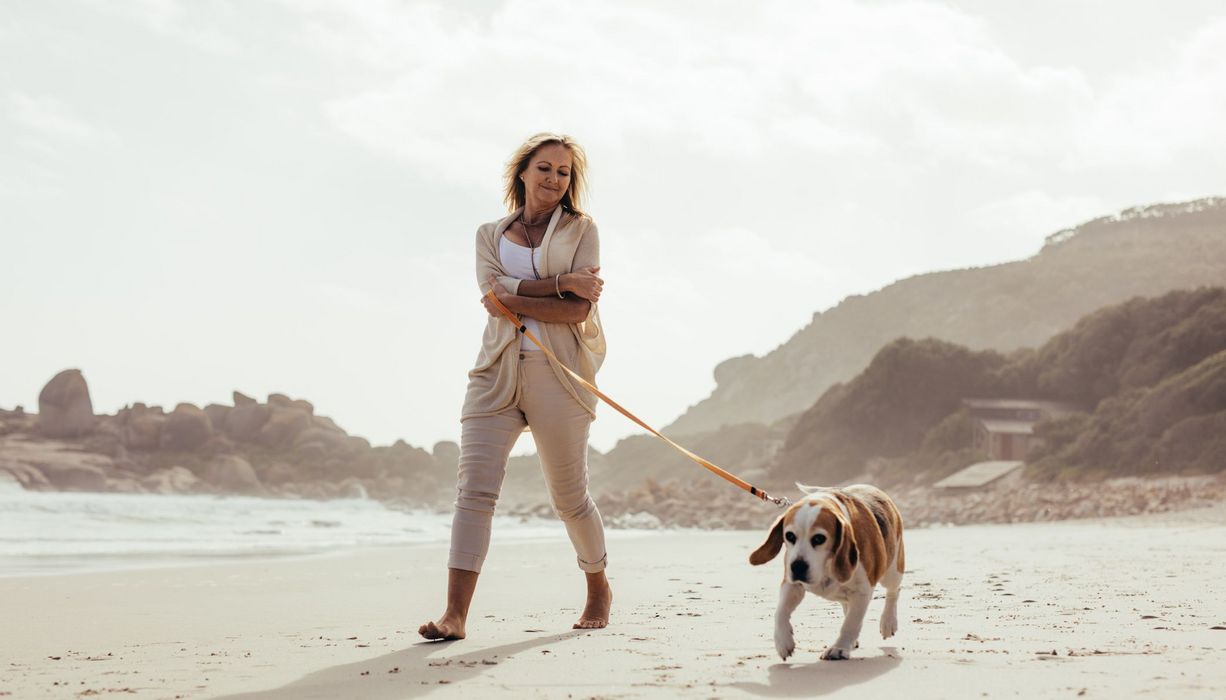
[448,551,484,573]
[577,552,607,573]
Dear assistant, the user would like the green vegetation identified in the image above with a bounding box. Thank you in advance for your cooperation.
[773,287,1226,484]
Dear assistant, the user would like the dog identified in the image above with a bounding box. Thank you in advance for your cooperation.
[749,484,905,661]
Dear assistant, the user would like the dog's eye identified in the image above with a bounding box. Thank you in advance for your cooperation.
[811,534,827,547]
[784,532,796,544]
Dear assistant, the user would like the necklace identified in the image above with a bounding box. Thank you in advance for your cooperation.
[517,208,554,280]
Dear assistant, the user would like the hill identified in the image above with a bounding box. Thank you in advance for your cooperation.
[666,198,1226,436]
[772,287,1226,485]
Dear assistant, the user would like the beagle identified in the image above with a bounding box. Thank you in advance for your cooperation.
[749,484,905,661]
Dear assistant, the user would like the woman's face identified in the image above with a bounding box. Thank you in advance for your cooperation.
[521,143,573,210]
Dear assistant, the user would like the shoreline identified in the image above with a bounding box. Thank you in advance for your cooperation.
[2,506,1225,699]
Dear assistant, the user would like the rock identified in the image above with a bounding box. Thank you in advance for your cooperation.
[337,478,369,499]
[233,391,256,406]
[259,461,298,485]
[224,403,270,442]
[36,369,95,438]
[433,441,460,471]
[203,455,262,494]
[141,466,203,494]
[104,475,143,493]
[160,403,213,450]
[24,449,112,491]
[290,399,314,415]
[268,393,292,408]
[0,459,52,490]
[292,426,352,453]
[312,415,344,432]
[256,407,311,448]
[124,410,166,450]
[203,404,231,431]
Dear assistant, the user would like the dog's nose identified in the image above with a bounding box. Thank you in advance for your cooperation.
[790,559,809,582]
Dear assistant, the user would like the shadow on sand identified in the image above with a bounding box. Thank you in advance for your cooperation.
[212,630,586,700]
[728,646,903,697]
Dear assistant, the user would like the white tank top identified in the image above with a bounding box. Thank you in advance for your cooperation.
[498,235,545,351]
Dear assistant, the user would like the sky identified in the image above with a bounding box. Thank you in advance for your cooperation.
[2,0,1225,455]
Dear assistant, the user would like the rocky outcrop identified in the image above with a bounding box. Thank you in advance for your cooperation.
[256,406,311,448]
[571,473,1226,531]
[121,404,166,450]
[36,369,94,438]
[203,455,262,494]
[224,403,269,442]
[141,466,203,494]
[433,441,460,472]
[0,437,112,491]
[160,403,213,450]
[4,376,442,505]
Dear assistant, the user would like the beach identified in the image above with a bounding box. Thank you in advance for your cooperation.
[3,505,1226,699]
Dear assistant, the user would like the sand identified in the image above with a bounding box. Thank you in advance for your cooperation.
[2,505,1225,699]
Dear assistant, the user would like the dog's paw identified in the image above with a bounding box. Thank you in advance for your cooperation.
[774,625,796,661]
[880,610,898,639]
[820,644,852,661]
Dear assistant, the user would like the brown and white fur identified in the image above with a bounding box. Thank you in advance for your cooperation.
[749,484,905,661]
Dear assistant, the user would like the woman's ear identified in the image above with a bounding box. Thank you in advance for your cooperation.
[749,513,785,565]
[830,514,859,583]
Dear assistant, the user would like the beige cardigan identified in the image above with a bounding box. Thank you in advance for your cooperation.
[461,206,607,422]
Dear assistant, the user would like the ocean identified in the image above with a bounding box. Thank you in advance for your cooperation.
[0,478,582,577]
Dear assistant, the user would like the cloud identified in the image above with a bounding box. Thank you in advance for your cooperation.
[301,0,1108,186]
[9,92,117,149]
[1066,17,1226,169]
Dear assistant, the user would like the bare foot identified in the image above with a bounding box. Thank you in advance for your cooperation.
[419,612,466,640]
[573,572,612,629]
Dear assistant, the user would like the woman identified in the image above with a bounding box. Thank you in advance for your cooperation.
[420,133,611,641]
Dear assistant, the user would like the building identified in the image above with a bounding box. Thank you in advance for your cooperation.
[962,398,1077,462]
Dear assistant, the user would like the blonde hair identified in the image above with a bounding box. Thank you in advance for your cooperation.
[503,132,588,216]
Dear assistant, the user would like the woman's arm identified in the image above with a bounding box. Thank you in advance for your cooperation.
[483,276,591,324]
[507,267,603,302]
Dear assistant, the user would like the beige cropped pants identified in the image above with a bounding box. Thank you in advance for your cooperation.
[450,351,607,574]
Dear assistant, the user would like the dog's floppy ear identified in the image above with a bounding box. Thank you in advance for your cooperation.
[830,513,859,583]
[749,512,786,565]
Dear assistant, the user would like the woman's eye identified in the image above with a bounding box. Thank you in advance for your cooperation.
[784,532,796,544]
[558,171,570,177]
[811,534,827,547]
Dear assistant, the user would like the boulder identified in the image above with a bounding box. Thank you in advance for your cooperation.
[37,369,95,438]
[203,455,262,494]
[203,404,231,431]
[313,415,344,432]
[267,394,314,416]
[160,403,213,450]
[224,403,270,442]
[232,390,256,406]
[33,453,111,491]
[0,459,52,490]
[256,407,311,448]
[259,461,298,485]
[141,466,203,494]
[124,411,166,449]
[292,426,352,453]
[433,440,460,471]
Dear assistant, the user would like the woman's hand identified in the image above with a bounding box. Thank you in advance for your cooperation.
[482,275,512,318]
[563,266,603,303]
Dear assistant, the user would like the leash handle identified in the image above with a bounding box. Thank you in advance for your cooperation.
[484,289,790,508]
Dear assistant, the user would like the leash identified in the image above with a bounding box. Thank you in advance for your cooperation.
[484,290,791,508]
